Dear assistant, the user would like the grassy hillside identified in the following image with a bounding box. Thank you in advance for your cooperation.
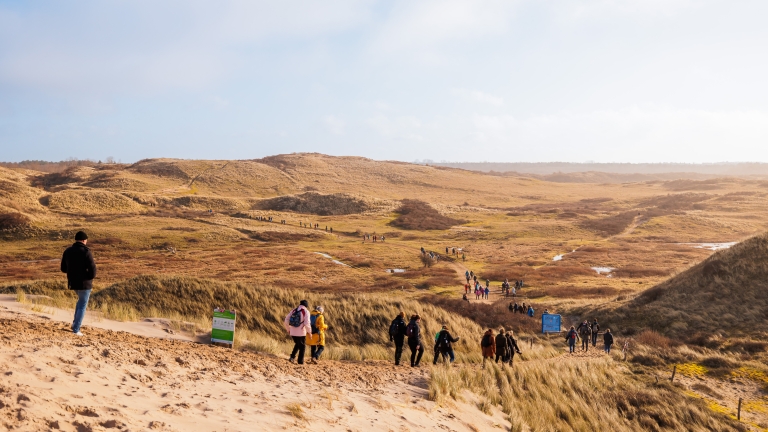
[597,232,768,341]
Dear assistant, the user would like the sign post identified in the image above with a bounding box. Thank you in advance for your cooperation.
[541,313,562,334]
[212,308,236,348]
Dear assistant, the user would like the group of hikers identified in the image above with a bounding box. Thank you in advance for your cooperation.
[508,302,535,317]
[363,233,384,242]
[564,319,614,354]
[282,299,328,364]
[59,230,615,370]
[300,222,332,232]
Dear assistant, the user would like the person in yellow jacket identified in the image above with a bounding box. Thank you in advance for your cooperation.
[306,306,327,364]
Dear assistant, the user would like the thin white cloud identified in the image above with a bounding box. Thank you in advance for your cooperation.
[323,115,346,135]
[452,88,504,106]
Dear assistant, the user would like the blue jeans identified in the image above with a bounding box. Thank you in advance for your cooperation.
[72,289,91,333]
[569,342,576,353]
[604,344,611,354]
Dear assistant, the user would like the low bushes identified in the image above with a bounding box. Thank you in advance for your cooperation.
[390,200,465,230]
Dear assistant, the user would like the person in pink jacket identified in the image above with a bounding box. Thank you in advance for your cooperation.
[284,300,312,364]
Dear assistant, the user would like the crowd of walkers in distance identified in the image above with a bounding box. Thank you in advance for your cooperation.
[421,247,466,262]
[564,319,614,354]
[362,233,385,242]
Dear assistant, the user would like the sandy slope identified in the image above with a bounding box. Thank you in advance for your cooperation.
[0,307,508,432]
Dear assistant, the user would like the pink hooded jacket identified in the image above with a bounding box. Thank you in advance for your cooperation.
[284,305,312,337]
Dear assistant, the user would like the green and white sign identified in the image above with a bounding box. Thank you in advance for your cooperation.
[212,308,236,345]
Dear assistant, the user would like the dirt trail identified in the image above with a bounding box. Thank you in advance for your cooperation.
[0,308,509,432]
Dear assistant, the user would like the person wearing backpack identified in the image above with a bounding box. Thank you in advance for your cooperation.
[306,306,327,364]
[283,300,312,364]
[433,325,460,364]
[480,329,495,368]
[406,314,424,367]
[527,306,534,317]
[565,326,579,354]
[603,328,614,354]
[506,330,522,364]
[494,328,508,363]
[577,320,592,351]
[389,312,407,366]
[590,319,600,347]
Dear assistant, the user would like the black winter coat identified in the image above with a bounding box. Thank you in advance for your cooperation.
[407,319,422,346]
[495,334,508,351]
[60,242,97,290]
[435,330,459,351]
[390,317,407,341]
[604,332,614,346]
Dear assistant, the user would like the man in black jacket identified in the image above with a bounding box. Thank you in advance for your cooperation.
[506,330,522,364]
[433,325,460,364]
[495,328,508,363]
[406,314,424,367]
[389,312,407,365]
[60,231,97,336]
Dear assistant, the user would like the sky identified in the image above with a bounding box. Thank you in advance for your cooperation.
[1,0,767,163]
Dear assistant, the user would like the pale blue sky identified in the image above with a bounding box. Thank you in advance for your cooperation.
[1,0,767,163]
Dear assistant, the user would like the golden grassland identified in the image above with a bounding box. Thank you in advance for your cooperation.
[3,154,768,429]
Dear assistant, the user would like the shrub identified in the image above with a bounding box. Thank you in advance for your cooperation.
[579,211,636,236]
[0,212,30,230]
[254,192,369,215]
[635,330,674,348]
[390,200,465,230]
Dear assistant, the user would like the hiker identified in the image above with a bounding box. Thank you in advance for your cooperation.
[481,329,495,368]
[283,300,312,364]
[475,287,480,300]
[485,279,490,288]
[446,247,449,254]
[505,330,521,364]
[306,306,327,364]
[462,293,469,303]
[60,231,97,336]
[470,270,474,279]
[494,328,508,363]
[508,302,513,312]
[590,319,600,347]
[565,326,579,353]
[521,302,526,313]
[603,329,614,354]
[513,302,519,313]
[511,286,516,297]
[433,325,460,364]
[462,253,465,261]
[406,314,424,367]
[389,312,408,366]
[577,320,592,351]
[527,306,534,317]
[484,286,490,299]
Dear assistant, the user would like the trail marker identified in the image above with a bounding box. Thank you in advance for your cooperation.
[212,308,236,347]
[541,313,562,334]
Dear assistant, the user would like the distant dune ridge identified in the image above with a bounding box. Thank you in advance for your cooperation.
[434,162,768,176]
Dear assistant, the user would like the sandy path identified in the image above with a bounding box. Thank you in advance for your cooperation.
[0,307,509,432]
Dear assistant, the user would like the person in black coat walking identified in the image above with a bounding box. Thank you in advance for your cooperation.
[60,231,97,336]
[495,328,508,363]
[389,312,407,365]
[433,325,460,364]
[406,314,424,367]
[505,330,522,364]
[603,329,614,354]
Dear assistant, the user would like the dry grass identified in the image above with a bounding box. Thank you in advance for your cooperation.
[285,403,307,422]
[580,211,637,236]
[429,360,745,432]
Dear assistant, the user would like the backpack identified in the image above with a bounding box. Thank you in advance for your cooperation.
[288,308,304,328]
[406,322,416,338]
[481,334,492,347]
[437,331,450,348]
[389,319,402,337]
[310,314,319,334]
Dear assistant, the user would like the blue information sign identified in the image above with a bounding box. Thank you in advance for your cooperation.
[541,314,562,333]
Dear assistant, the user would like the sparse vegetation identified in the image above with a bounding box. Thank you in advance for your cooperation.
[390,199,465,230]
[0,212,30,230]
[254,192,370,215]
